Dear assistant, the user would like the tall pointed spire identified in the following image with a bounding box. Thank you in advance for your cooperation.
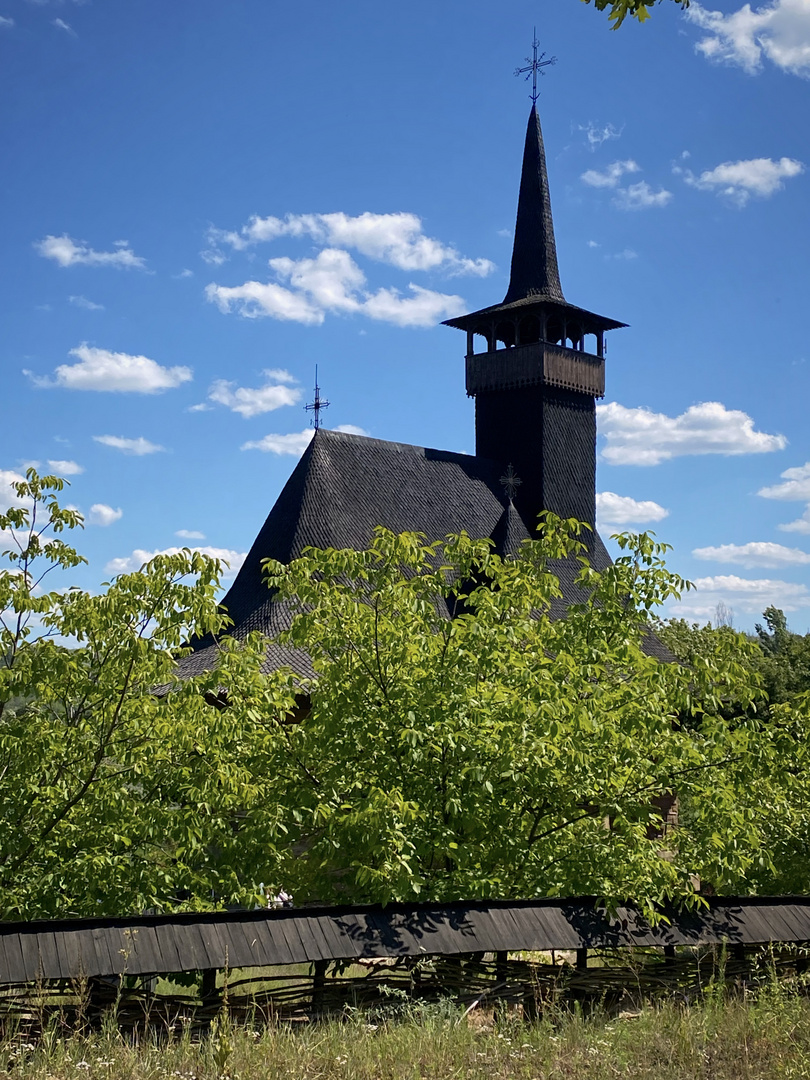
[503,106,564,305]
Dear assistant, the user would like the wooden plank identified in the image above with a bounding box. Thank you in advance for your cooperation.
[222,918,267,969]
[302,916,337,962]
[35,930,62,980]
[255,917,298,967]
[759,904,796,941]
[194,920,224,969]
[355,909,407,957]
[665,907,705,946]
[0,935,27,984]
[18,932,46,982]
[459,907,503,955]
[314,912,358,962]
[775,904,810,942]
[729,907,773,944]
[488,905,535,954]
[129,924,169,975]
[59,929,91,979]
[330,914,365,960]
[524,905,581,951]
[170,922,206,972]
[292,916,327,962]
[483,907,528,954]
[278,916,314,964]
[411,907,479,956]
[152,921,189,974]
[202,920,234,972]
[104,926,135,976]
[89,926,117,977]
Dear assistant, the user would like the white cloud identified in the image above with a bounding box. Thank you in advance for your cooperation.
[205,280,323,324]
[581,163,671,211]
[206,210,494,276]
[270,248,365,313]
[208,249,466,329]
[174,268,194,279]
[52,17,75,34]
[27,344,192,393]
[668,575,810,617]
[241,424,370,456]
[613,182,673,210]
[680,157,804,206]
[0,16,15,27]
[93,435,165,456]
[69,295,104,310]
[692,540,810,568]
[0,469,26,511]
[608,248,638,260]
[176,529,206,540]
[47,459,83,476]
[597,400,787,465]
[686,0,810,77]
[779,506,810,533]
[579,122,623,149]
[596,491,669,525]
[241,429,315,456]
[759,461,810,500]
[334,424,370,437]
[581,160,640,188]
[105,546,247,580]
[208,369,301,418]
[35,235,146,270]
[89,503,122,527]
[363,284,465,327]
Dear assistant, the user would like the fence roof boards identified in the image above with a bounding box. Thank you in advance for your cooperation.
[2,896,810,984]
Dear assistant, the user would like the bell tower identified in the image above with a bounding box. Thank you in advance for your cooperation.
[443,102,626,529]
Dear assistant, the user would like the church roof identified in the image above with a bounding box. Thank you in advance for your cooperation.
[179,429,668,679]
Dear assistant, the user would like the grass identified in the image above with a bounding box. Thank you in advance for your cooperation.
[2,981,810,1079]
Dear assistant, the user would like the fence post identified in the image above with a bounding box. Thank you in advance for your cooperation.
[312,959,328,1015]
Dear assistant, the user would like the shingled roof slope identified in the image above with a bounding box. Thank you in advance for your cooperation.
[180,429,670,678]
[504,104,564,305]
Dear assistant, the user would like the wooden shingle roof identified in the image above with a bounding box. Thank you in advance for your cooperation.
[3,897,810,983]
[179,428,664,678]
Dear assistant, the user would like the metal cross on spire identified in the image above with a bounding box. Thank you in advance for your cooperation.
[515,29,556,104]
[499,463,523,502]
[304,365,330,430]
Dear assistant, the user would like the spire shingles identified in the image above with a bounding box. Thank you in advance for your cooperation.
[503,106,564,305]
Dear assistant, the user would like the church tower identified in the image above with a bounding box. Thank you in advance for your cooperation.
[443,105,626,528]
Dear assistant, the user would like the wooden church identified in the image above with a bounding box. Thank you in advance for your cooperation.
[182,102,668,679]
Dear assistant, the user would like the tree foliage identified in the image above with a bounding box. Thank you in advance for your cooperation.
[658,608,810,895]
[4,473,810,921]
[0,470,296,919]
[582,0,689,29]
[265,522,808,913]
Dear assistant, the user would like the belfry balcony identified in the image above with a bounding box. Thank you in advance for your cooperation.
[465,340,605,399]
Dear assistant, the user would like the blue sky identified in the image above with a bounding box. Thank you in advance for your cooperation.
[2,0,809,631]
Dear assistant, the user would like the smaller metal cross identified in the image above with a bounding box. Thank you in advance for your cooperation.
[515,29,556,104]
[500,463,522,502]
[304,365,330,430]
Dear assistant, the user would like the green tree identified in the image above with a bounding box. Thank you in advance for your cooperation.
[657,610,810,895]
[0,470,296,919]
[754,606,810,705]
[583,0,689,29]
[264,522,803,913]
